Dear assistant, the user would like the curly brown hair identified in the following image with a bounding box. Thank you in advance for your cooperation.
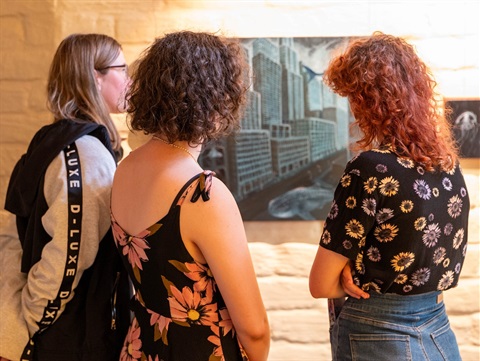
[324,32,458,172]
[127,31,249,144]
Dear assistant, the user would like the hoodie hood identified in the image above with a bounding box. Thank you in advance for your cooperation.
[5,119,114,218]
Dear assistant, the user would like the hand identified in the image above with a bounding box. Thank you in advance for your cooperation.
[340,262,369,299]
[1,357,12,361]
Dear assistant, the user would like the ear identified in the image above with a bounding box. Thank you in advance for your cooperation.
[94,70,103,91]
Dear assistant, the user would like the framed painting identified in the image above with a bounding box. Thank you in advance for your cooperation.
[198,37,356,221]
[445,99,480,158]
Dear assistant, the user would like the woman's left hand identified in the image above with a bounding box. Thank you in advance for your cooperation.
[340,262,370,299]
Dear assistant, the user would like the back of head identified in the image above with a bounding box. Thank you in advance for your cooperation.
[47,33,122,151]
[324,32,458,171]
[128,31,249,144]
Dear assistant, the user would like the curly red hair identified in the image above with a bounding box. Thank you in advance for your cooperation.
[324,32,458,172]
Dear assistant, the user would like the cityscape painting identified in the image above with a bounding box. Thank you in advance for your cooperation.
[199,37,355,221]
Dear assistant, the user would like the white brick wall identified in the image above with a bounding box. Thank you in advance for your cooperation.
[1,1,479,360]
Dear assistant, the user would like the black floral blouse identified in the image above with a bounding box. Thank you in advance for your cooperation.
[320,147,470,295]
[111,172,248,361]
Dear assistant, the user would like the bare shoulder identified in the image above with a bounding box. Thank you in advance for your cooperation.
[211,176,236,200]
[181,174,246,261]
[114,146,145,175]
[188,175,239,215]
[183,174,243,226]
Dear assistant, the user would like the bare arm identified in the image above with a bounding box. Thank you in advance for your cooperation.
[309,246,369,299]
[183,178,270,361]
[309,246,350,299]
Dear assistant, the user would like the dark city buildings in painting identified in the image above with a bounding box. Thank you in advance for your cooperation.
[200,37,355,221]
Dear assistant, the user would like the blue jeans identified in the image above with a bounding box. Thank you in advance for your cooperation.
[330,291,461,361]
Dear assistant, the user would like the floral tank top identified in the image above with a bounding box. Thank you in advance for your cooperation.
[111,171,247,361]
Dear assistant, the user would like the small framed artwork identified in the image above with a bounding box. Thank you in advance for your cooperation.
[445,99,480,158]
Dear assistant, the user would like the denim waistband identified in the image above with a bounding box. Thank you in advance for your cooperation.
[346,291,443,314]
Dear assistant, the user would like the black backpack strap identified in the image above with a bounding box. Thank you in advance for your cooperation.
[21,141,83,360]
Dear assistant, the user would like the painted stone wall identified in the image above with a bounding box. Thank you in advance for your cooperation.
[0,1,478,360]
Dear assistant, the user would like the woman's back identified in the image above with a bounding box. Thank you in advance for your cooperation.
[111,141,251,360]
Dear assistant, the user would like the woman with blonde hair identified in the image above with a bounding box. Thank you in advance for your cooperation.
[309,32,468,360]
[0,33,131,361]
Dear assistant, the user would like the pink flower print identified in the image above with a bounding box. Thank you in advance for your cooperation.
[185,262,216,298]
[147,355,160,361]
[208,325,225,360]
[147,308,171,343]
[168,285,219,326]
[111,216,128,245]
[118,231,151,271]
[121,318,142,361]
[219,308,235,336]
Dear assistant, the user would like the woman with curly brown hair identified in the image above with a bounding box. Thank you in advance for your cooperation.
[110,31,270,361]
[309,32,468,360]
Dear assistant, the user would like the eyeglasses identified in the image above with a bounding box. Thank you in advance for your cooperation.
[96,64,128,74]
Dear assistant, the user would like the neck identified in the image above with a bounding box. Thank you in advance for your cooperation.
[152,135,199,163]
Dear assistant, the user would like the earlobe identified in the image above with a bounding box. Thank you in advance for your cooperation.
[94,70,103,91]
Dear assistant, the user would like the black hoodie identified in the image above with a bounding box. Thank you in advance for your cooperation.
[4,119,129,361]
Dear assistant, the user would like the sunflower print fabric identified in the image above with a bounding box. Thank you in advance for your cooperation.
[111,171,248,361]
[320,147,470,295]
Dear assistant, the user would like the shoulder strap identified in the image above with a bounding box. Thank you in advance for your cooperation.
[21,141,83,360]
[168,171,215,212]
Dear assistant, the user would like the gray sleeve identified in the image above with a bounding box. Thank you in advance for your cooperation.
[21,135,116,336]
[0,213,30,360]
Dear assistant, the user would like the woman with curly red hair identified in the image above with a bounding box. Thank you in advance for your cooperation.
[309,32,468,360]
[110,31,269,361]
